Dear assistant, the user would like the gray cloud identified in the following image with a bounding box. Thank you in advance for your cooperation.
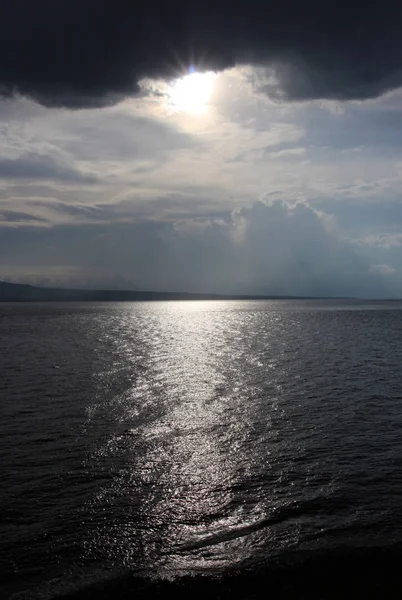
[57,112,199,161]
[0,209,47,223]
[0,152,97,183]
[301,105,402,155]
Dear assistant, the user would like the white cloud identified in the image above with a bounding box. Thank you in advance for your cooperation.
[369,264,397,276]
[268,147,306,159]
[353,234,402,248]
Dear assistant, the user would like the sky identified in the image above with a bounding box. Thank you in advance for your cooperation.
[1,1,402,297]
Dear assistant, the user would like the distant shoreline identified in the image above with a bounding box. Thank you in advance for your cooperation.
[0,280,368,302]
[0,280,399,302]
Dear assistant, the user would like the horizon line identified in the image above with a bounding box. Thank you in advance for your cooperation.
[0,279,401,302]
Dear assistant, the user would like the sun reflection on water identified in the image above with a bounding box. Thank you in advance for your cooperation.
[131,302,260,570]
[84,301,301,574]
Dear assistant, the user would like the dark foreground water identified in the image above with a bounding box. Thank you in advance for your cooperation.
[2,300,402,599]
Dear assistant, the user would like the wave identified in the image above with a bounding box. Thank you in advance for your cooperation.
[177,495,352,552]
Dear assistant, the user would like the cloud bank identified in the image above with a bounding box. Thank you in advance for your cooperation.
[0,200,388,297]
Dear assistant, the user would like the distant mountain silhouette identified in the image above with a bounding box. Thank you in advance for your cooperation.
[0,280,318,302]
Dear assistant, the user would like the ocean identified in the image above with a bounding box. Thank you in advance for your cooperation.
[2,300,402,599]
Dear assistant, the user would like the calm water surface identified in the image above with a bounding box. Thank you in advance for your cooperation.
[2,300,402,598]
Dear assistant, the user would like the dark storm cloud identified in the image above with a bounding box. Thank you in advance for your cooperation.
[2,1,402,107]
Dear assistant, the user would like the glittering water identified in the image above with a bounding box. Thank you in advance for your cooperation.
[2,300,402,599]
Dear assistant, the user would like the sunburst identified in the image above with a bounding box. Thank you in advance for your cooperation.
[168,69,217,114]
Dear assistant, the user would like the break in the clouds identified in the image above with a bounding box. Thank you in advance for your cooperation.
[2,9,402,297]
[2,1,402,107]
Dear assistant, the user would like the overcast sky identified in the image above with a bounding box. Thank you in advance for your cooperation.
[1,1,402,296]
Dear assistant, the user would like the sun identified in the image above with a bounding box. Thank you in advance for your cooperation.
[168,70,217,114]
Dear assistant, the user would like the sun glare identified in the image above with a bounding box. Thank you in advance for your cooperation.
[168,70,216,114]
